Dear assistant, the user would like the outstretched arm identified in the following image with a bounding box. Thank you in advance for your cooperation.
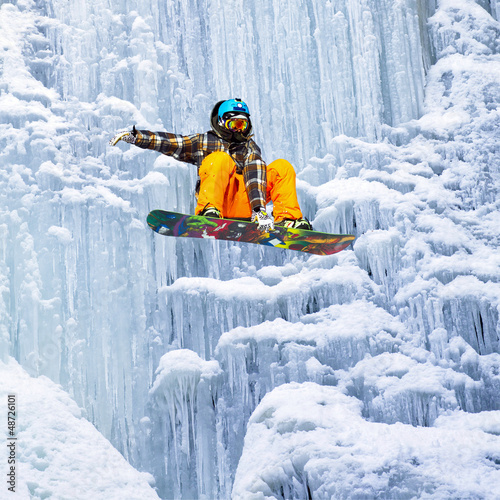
[109,127,201,165]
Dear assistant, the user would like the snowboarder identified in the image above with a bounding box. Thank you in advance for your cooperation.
[109,98,312,232]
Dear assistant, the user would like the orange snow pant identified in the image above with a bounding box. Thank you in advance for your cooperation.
[195,152,303,222]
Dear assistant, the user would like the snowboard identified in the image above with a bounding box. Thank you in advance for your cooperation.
[147,210,355,256]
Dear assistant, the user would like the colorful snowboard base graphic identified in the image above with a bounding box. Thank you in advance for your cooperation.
[147,210,355,256]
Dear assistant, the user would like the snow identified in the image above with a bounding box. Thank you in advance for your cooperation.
[151,349,221,396]
[1,0,499,498]
[233,382,500,500]
[0,359,159,499]
[47,225,73,244]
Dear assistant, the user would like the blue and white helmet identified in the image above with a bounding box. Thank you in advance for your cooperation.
[217,99,250,122]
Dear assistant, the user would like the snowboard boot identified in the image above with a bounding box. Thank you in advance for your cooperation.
[199,205,222,218]
[275,218,313,230]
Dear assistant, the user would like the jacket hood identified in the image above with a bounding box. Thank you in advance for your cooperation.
[210,100,253,143]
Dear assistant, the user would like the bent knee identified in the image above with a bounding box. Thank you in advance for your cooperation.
[267,159,296,178]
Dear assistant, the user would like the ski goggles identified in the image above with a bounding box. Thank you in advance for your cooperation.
[223,116,249,132]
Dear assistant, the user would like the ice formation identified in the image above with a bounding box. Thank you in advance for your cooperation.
[0,359,159,499]
[1,0,499,498]
[233,383,500,499]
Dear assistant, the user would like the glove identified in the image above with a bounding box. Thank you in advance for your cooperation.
[251,207,274,232]
[109,126,137,146]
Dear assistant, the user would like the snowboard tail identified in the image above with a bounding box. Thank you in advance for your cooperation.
[147,210,355,256]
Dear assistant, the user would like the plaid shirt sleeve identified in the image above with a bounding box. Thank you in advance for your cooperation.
[243,139,267,211]
[134,130,201,164]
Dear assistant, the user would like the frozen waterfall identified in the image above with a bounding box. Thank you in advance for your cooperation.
[1,0,499,498]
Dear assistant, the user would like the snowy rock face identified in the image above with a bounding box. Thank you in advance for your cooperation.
[1,0,499,499]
